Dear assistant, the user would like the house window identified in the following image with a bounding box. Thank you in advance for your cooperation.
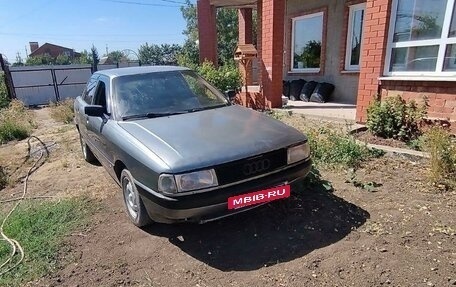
[291,12,324,73]
[386,0,456,75]
[345,3,366,71]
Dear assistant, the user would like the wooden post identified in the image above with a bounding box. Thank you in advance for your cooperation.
[0,53,16,99]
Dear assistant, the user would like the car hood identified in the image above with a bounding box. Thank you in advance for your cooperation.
[117,105,307,172]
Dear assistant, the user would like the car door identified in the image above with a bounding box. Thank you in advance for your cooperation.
[86,76,114,168]
[76,75,98,142]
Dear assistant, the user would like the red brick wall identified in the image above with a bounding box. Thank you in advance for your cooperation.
[260,0,285,108]
[197,0,217,65]
[356,0,392,122]
[380,81,456,121]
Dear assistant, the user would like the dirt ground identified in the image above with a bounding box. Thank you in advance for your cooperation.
[1,108,455,287]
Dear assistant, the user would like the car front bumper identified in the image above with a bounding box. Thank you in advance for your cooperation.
[136,159,312,224]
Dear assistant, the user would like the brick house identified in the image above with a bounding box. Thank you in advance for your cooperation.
[28,42,81,59]
[197,0,456,122]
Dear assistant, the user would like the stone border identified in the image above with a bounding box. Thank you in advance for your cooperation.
[350,126,430,160]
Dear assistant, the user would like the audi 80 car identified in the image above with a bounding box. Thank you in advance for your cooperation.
[74,66,312,227]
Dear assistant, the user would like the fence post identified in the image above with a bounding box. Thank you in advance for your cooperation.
[0,53,16,99]
[50,68,60,102]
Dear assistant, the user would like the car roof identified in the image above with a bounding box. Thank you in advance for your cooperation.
[95,66,191,78]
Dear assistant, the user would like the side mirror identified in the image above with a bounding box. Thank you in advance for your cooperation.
[224,89,237,101]
[84,105,105,117]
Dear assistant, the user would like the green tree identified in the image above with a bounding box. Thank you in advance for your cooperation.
[12,53,24,67]
[25,55,54,66]
[179,1,241,65]
[91,45,99,67]
[105,50,127,63]
[138,43,182,65]
[74,50,92,64]
[55,54,71,65]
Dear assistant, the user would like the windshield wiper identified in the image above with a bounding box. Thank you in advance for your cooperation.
[186,104,228,113]
[122,111,188,121]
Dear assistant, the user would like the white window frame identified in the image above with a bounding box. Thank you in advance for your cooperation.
[345,3,366,71]
[290,12,324,73]
[384,0,456,77]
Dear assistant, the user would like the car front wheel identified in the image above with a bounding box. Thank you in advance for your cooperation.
[79,132,97,163]
[121,169,152,227]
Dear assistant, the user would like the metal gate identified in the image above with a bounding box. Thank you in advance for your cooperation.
[10,65,92,106]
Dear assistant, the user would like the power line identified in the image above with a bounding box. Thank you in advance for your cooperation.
[96,0,184,7]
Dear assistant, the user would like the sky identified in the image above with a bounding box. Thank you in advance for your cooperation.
[0,0,194,62]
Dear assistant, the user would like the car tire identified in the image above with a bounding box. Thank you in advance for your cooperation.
[121,169,152,227]
[79,133,97,163]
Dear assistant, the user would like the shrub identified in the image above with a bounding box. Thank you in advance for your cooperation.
[0,73,10,110]
[423,126,456,190]
[196,61,242,92]
[49,99,74,124]
[306,126,383,168]
[0,100,35,144]
[366,95,427,141]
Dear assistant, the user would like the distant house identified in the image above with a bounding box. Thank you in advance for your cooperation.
[28,42,80,59]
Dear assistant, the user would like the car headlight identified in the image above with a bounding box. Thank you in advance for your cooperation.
[158,174,178,194]
[158,169,218,194]
[287,143,310,164]
[176,169,218,192]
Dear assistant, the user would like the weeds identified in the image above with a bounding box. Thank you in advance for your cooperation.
[49,99,74,124]
[422,126,456,190]
[307,126,383,168]
[0,166,7,190]
[0,100,35,144]
[0,198,94,286]
[366,95,427,141]
[0,73,10,110]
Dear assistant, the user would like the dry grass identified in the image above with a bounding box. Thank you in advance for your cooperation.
[49,99,74,124]
[423,126,456,190]
[0,100,36,144]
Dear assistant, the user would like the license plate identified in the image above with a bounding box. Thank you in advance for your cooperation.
[228,184,291,210]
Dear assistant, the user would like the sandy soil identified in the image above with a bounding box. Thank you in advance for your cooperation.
[1,108,455,287]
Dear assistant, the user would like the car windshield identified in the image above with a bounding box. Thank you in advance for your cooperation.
[113,70,229,119]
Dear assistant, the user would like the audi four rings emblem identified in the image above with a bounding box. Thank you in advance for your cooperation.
[243,159,271,176]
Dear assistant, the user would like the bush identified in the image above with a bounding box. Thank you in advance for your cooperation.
[0,100,35,144]
[306,126,383,168]
[196,61,241,92]
[423,127,456,190]
[366,95,427,141]
[49,99,74,124]
[0,73,10,110]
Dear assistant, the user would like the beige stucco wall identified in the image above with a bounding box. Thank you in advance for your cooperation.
[284,0,360,104]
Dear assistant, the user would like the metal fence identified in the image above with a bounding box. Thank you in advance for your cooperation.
[10,65,92,106]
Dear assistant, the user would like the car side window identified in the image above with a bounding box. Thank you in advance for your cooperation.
[93,81,108,114]
[83,77,98,104]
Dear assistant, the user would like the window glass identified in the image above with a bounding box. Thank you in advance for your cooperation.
[449,4,456,37]
[444,44,456,70]
[292,13,323,71]
[390,45,439,71]
[83,78,97,104]
[346,4,365,70]
[113,70,228,118]
[94,81,107,113]
[393,0,447,42]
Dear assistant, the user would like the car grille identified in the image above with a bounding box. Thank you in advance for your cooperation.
[215,148,288,185]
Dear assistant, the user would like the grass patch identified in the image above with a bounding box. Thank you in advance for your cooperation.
[0,73,10,110]
[422,126,456,191]
[271,112,383,168]
[49,99,74,124]
[0,100,35,144]
[0,198,95,286]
